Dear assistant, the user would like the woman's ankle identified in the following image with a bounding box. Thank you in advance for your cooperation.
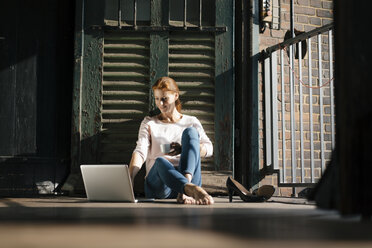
[184,173,192,183]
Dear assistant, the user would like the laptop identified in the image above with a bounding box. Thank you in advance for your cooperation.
[80,164,138,202]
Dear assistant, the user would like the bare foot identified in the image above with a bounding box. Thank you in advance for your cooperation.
[177,193,196,204]
[184,184,214,205]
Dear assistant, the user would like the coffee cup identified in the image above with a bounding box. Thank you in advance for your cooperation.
[160,144,171,154]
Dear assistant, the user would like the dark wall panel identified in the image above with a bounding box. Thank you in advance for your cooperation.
[0,0,74,195]
[0,1,17,156]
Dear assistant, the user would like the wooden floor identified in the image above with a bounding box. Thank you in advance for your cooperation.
[0,196,371,248]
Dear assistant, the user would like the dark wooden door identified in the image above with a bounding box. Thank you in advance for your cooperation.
[0,0,74,195]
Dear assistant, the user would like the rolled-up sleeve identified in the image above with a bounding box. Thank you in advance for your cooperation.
[192,117,213,158]
[133,117,151,161]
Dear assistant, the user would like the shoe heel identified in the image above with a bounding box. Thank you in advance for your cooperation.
[228,188,233,202]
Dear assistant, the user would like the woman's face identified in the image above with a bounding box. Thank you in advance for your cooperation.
[154,89,179,114]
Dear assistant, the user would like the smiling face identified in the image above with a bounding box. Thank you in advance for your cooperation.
[154,89,179,115]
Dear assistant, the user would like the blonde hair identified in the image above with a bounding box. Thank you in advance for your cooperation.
[152,77,182,112]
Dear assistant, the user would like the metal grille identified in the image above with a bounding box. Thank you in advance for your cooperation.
[263,24,335,186]
[169,32,215,170]
[100,32,150,163]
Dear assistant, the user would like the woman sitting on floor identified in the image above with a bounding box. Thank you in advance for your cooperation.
[129,76,214,205]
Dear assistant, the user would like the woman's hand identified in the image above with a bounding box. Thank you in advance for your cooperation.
[168,142,182,156]
[129,152,144,186]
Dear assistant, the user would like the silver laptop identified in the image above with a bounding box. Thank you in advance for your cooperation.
[80,164,137,202]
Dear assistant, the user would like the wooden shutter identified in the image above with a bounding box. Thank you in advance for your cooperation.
[169,32,215,170]
[100,32,150,163]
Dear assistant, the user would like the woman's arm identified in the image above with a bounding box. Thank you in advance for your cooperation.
[200,144,208,158]
[129,151,144,184]
[130,117,151,183]
[193,117,213,158]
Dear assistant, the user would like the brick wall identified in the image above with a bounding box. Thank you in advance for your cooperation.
[258,0,334,196]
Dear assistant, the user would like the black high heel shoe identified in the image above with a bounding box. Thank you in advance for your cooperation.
[226,177,273,202]
[253,185,275,200]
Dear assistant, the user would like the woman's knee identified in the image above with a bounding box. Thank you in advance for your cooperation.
[155,157,168,164]
[154,157,168,167]
[182,127,199,141]
[154,157,172,173]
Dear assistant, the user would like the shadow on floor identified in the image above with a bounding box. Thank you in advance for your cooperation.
[0,196,371,243]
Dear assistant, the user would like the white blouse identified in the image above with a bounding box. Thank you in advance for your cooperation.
[133,114,213,177]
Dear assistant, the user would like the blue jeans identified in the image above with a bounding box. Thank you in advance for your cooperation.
[144,127,202,199]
